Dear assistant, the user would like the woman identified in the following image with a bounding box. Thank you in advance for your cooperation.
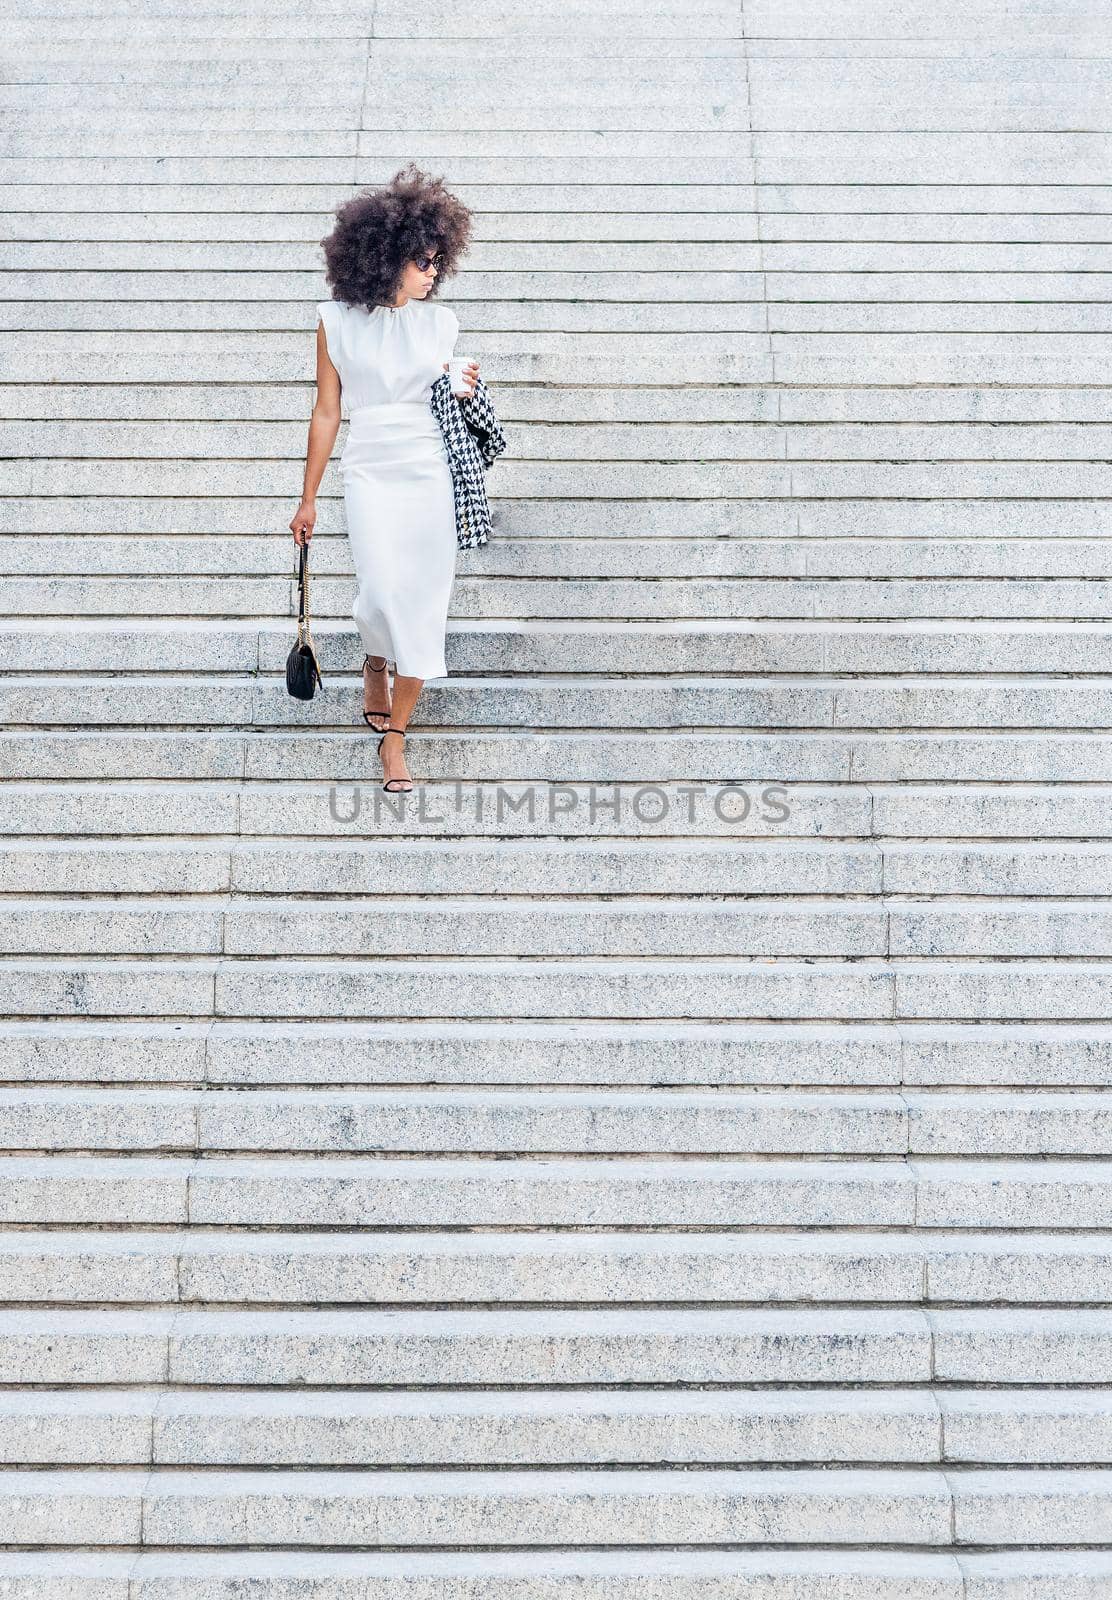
[289,163,479,793]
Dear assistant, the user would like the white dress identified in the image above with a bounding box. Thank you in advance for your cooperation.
[316,296,459,679]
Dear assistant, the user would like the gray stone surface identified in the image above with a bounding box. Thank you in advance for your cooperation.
[0,1549,974,1598]
[5,0,1112,1574]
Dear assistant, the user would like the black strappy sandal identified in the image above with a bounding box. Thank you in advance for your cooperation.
[376,726,413,793]
[361,654,391,730]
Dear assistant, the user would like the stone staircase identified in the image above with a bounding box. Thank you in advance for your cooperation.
[2,0,1112,1591]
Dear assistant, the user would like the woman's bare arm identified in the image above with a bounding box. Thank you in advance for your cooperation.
[290,321,342,544]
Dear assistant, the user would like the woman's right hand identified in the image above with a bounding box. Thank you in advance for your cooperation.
[290,499,316,545]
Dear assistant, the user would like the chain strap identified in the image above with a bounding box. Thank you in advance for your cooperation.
[296,539,313,646]
[295,539,323,688]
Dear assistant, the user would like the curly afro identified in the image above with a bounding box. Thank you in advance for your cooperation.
[320,161,473,312]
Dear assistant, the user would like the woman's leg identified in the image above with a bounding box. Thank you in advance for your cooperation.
[379,673,423,787]
[363,653,391,731]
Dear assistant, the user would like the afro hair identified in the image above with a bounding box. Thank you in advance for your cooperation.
[320,161,473,312]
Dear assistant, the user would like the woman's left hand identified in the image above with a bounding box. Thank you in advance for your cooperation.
[444,359,480,396]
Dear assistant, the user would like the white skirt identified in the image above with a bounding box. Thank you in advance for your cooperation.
[341,401,457,680]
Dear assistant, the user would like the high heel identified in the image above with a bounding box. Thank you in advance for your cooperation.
[361,654,391,729]
[376,726,413,793]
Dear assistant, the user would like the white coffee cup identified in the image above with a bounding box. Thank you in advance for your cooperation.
[448,356,476,397]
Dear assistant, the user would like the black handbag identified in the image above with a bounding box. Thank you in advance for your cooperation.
[286,540,323,699]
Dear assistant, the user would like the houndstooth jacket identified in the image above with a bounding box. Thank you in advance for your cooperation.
[429,371,507,550]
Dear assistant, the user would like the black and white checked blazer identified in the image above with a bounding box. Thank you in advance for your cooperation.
[429,371,507,550]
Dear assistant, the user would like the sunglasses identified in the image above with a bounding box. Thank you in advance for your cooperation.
[415,252,444,272]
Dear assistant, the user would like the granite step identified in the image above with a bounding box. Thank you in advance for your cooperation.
[0,1465,1108,1549]
[3,1019,1110,1088]
[0,1229,1105,1307]
[1,1549,1110,1600]
[0,1153,1106,1230]
[0,1385,1108,1467]
[0,1086,1103,1157]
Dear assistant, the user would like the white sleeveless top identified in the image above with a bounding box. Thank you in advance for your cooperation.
[316,297,459,414]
